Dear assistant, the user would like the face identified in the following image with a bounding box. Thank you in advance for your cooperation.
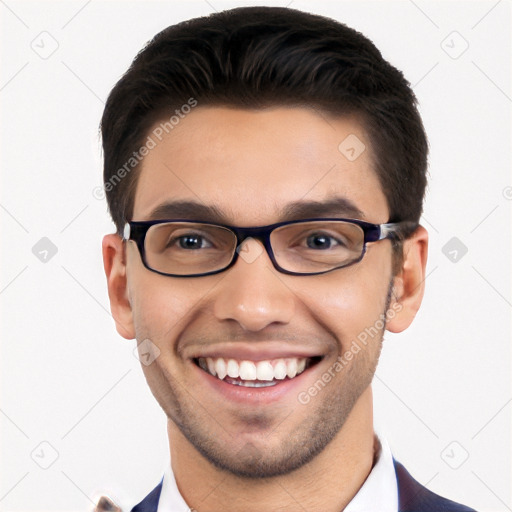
[121,107,396,477]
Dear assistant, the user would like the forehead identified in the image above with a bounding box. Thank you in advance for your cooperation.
[133,106,389,224]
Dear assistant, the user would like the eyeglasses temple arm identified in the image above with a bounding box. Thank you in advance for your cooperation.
[123,223,131,240]
[378,221,418,240]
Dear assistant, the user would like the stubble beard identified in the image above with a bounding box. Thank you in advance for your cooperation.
[145,282,394,479]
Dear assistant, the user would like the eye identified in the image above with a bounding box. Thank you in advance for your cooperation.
[172,233,213,250]
[305,233,344,250]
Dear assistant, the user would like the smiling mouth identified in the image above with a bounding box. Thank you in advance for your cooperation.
[194,356,322,388]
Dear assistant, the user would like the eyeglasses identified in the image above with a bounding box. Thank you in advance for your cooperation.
[123,218,416,277]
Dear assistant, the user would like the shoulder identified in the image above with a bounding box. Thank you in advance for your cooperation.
[125,460,479,512]
[394,459,477,512]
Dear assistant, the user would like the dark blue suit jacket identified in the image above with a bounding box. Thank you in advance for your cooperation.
[131,459,476,511]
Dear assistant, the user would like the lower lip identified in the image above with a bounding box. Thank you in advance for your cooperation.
[191,360,320,405]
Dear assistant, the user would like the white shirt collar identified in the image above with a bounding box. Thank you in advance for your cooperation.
[157,435,397,512]
[156,463,189,512]
[345,435,398,512]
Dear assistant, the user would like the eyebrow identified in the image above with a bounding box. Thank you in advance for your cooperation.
[146,197,365,224]
[282,198,364,220]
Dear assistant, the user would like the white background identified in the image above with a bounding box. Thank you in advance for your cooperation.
[1,0,511,510]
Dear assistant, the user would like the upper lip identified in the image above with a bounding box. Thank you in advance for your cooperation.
[184,342,328,362]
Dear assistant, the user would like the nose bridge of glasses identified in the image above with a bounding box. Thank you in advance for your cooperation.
[232,226,275,266]
[232,225,271,240]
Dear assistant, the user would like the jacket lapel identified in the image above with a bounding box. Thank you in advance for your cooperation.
[130,479,162,512]
[394,459,476,512]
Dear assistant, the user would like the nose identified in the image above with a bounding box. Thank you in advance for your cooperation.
[212,238,296,331]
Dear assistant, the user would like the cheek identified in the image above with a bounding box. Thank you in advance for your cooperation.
[125,242,199,342]
[292,254,392,345]
[128,274,195,344]
[128,266,228,351]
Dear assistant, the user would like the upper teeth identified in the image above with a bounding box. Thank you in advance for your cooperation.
[198,357,308,381]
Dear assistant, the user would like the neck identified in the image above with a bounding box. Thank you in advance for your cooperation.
[168,387,375,512]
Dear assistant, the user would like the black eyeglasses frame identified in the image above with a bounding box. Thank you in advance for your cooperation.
[123,218,417,277]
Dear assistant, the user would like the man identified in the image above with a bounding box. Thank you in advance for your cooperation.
[100,6,476,511]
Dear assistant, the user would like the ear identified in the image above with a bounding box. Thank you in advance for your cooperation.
[102,233,135,340]
[386,225,428,333]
